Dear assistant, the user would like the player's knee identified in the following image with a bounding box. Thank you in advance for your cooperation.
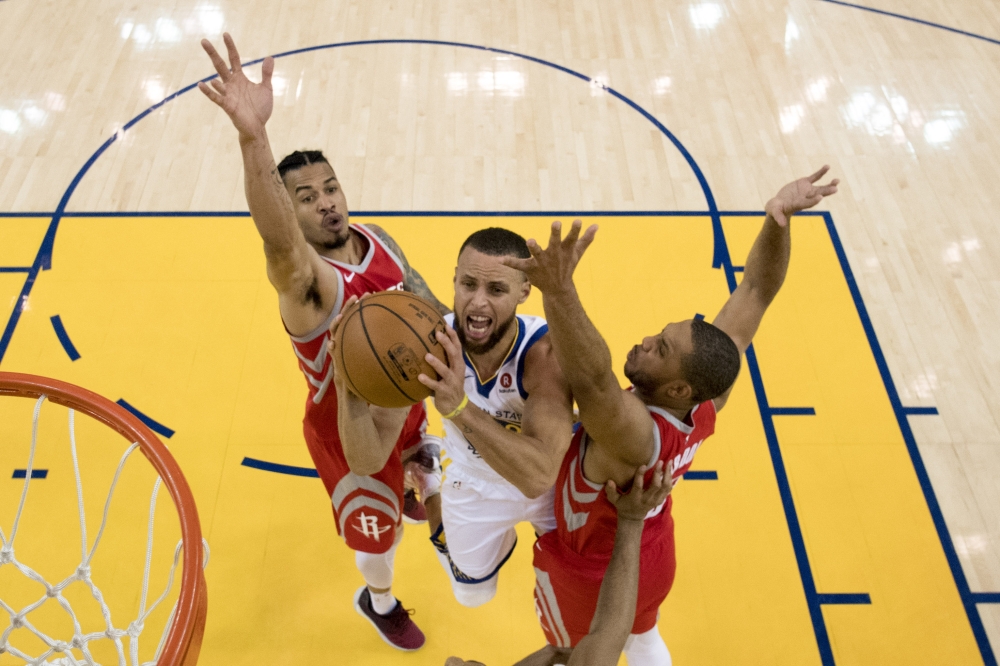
[452,580,497,608]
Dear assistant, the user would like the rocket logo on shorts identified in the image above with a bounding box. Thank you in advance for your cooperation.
[354,512,392,542]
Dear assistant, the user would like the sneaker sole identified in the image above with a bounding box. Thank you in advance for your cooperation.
[402,515,427,525]
[352,586,424,652]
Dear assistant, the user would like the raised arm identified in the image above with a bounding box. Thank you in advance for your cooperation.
[502,222,655,467]
[365,224,451,316]
[711,166,839,410]
[198,34,337,335]
[419,328,574,499]
[568,462,672,666]
[329,297,409,475]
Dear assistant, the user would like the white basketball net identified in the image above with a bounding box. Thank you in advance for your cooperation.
[0,395,209,666]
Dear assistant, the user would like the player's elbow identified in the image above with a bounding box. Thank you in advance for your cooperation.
[519,470,557,500]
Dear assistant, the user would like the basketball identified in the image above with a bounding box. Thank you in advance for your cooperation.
[333,290,449,408]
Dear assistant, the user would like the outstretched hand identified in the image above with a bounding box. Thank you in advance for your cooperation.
[500,220,597,294]
[198,33,274,139]
[765,165,840,227]
[605,461,674,522]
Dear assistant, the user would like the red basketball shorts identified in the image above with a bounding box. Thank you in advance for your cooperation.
[531,528,676,647]
[303,402,427,554]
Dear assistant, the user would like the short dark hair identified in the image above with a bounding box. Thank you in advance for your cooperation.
[681,320,741,403]
[458,227,530,260]
[277,150,330,179]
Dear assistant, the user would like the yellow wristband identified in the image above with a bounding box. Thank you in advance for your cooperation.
[440,394,469,420]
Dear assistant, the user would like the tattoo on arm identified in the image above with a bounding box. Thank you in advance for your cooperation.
[367,224,452,315]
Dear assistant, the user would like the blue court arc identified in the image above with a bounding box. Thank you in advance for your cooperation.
[0,33,996,666]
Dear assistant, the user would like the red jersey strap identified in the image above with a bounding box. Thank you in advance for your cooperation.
[645,400,717,480]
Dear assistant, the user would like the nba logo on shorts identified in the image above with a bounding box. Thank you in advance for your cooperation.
[500,373,513,389]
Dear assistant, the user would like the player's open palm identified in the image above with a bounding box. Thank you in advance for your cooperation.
[765,165,840,227]
[198,33,274,139]
[502,219,597,293]
[605,461,673,521]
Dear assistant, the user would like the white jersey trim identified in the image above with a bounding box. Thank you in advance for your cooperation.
[647,404,696,435]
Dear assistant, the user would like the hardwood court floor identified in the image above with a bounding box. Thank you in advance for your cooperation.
[1,0,999,664]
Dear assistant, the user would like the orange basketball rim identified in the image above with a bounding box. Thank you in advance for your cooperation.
[0,372,208,666]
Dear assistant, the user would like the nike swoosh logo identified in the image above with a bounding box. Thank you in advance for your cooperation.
[344,272,356,283]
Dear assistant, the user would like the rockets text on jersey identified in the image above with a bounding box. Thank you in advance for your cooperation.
[553,400,717,559]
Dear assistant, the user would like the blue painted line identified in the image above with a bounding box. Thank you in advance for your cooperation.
[13,469,48,479]
[817,593,872,605]
[972,593,1000,604]
[732,265,745,273]
[0,38,719,364]
[694,313,705,321]
[60,211,254,218]
[115,399,175,438]
[744,342,835,664]
[241,457,320,478]
[817,0,1000,47]
[770,407,817,416]
[0,267,31,273]
[822,212,996,664]
[682,470,718,480]
[902,406,939,415]
[49,315,81,361]
[0,212,53,218]
[716,225,836,664]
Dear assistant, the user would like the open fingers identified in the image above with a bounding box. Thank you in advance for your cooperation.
[201,39,231,80]
[562,219,582,247]
[603,479,621,504]
[806,164,830,183]
[547,221,562,249]
[816,179,839,197]
[222,32,243,74]
[631,464,649,492]
[417,372,444,391]
[436,328,463,368]
[261,56,274,87]
[197,81,223,106]
[500,255,535,272]
[577,224,598,254]
[423,350,451,378]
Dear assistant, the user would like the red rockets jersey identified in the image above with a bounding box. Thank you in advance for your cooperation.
[552,399,717,559]
[287,224,408,436]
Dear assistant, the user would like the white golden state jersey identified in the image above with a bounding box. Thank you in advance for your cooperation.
[442,313,550,488]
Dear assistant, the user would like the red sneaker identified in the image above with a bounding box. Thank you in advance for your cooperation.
[403,488,427,524]
[353,586,425,651]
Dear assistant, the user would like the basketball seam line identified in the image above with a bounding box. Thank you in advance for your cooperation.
[356,301,419,404]
[365,298,440,393]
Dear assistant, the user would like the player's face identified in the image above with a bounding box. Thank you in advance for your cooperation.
[453,248,531,355]
[283,162,351,250]
[624,319,694,393]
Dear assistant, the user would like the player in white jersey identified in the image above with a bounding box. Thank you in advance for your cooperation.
[418,228,575,607]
